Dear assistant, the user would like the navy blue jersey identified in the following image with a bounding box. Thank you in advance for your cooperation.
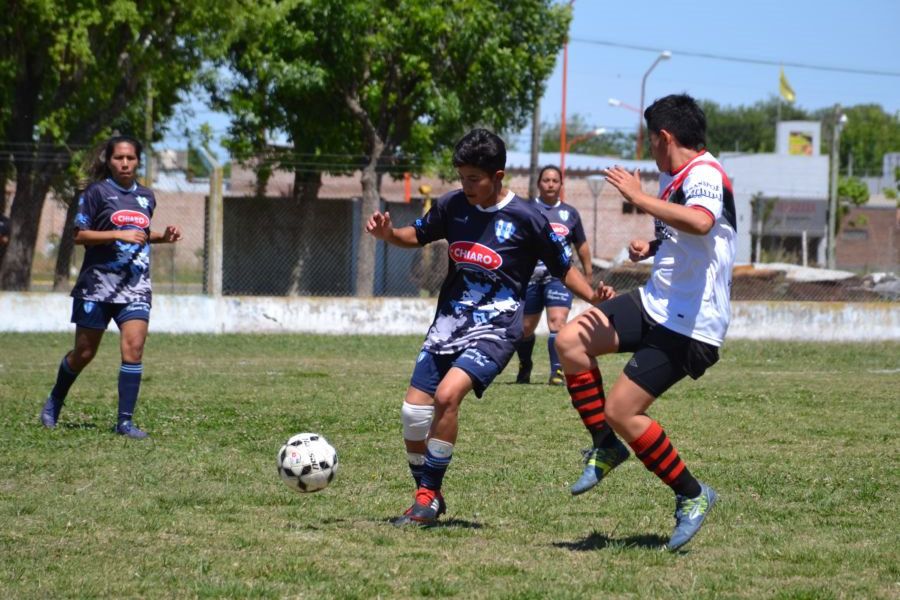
[413,189,572,362]
[530,199,587,283]
[71,178,156,304]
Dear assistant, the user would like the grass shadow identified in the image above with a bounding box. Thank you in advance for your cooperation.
[553,531,668,551]
[379,517,484,530]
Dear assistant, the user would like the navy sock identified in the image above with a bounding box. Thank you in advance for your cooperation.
[547,332,560,372]
[517,334,536,365]
[420,439,453,491]
[50,355,79,403]
[117,362,143,423]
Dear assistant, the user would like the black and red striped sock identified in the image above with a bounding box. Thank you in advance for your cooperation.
[565,368,610,447]
[629,420,701,498]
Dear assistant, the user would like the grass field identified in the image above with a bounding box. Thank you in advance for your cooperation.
[1,333,898,599]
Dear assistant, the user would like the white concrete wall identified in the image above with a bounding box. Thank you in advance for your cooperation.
[1,293,897,341]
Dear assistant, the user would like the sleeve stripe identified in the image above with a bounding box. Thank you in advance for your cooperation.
[690,205,716,224]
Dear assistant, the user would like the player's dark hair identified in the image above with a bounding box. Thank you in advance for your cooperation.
[88,135,143,182]
[538,165,563,181]
[644,94,706,151]
[452,128,506,174]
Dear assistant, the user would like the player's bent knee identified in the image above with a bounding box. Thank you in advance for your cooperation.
[401,401,434,441]
[554,324,582,356]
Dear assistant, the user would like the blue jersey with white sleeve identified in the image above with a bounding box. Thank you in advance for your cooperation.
[413,189,572,363]
[529,199,587,284]
[71,178,156,304]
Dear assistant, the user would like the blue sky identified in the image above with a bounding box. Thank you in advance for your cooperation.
[164,0,900,160]
[514,0,900,149]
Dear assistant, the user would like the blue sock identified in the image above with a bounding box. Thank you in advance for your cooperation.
[117,362,143,423]
[547,332,560,372]
[420,439,453,491]
[50,355,79,403]
[517,334,536,365]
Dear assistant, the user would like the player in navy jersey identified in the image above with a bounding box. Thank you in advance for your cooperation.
[365,129,613,526]
[39,136,182,439]
[514,165,593,385]
[555,94,735,550]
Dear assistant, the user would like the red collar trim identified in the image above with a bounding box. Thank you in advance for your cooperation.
[669,150,707,176]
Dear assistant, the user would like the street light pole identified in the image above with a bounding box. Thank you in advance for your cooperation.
[827,106,846,270]
[636,50,671,159]
[608,98,641,114]
[566,127,606,153]
[559,0,575,199]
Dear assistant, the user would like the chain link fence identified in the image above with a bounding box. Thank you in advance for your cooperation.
[20,171,900,302]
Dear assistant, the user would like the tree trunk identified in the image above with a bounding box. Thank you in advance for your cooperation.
[52,191,80,291]
[0,165,55,290]
[355,164,380,297]
[287,170,322,296]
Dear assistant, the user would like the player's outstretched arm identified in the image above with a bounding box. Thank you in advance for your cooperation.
[604,167,713,235]
[365,210,419,248]
[562,266,615,305]
[150,225,182,244]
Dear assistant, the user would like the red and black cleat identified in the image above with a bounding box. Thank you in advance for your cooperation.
[391,488,447,527]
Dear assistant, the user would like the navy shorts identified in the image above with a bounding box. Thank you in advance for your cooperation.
[598,290,719,398]
[410,346,507,399]
[71,298,151,331]
[524,277,573,314]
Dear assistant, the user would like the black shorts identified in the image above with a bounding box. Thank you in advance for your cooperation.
[598,290,719,398]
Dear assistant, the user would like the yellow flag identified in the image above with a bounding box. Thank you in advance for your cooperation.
[779,68,796,103]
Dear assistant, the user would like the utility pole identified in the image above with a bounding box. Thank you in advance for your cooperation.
[144,78,154,186]
[827,104,846,270]
[528,96,541,200]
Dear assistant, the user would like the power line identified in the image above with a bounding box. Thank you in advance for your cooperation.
[570,37,900,78]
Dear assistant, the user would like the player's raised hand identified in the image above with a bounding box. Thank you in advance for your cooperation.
[604,166,643,204]
[628,238,652,262]
[592,280,616,304]
[162,225,182,243]
[365,211,393,240]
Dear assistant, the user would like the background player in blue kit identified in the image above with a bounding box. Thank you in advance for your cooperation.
[555,94,735,550]
[514,165,593,385]
[39,136,182,439]
[366,129,613,526]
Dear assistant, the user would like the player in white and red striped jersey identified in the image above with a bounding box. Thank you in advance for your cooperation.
[555,94,735,550]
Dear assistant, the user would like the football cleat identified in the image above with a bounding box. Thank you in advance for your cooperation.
[570,436,630,495]
[116,420,149,439]
[515,361,532,384]
[392,488,447,527]
[40,395,64,429]
[667,482,717,551]
[548,368,565,386]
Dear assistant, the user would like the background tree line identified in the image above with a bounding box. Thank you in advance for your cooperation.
[1,1,897,292]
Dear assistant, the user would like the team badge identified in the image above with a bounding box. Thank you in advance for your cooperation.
[135,196,150,209]
[559,209,569,221]
[494,219,515,242]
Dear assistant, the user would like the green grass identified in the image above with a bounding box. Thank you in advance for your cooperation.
[1,334,898,599]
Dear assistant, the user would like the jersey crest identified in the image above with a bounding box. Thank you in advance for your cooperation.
[494,219,515,242]
[558,209,569,221]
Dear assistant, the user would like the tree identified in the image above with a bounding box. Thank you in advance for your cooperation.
[700,97,810,155]
[214,0,571,296]
[0,0,235,289]
[834,104,900,176]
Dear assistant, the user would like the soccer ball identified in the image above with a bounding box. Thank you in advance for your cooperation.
[277,432,339,493]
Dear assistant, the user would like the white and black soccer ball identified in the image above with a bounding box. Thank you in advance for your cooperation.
[277,432,339,493]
